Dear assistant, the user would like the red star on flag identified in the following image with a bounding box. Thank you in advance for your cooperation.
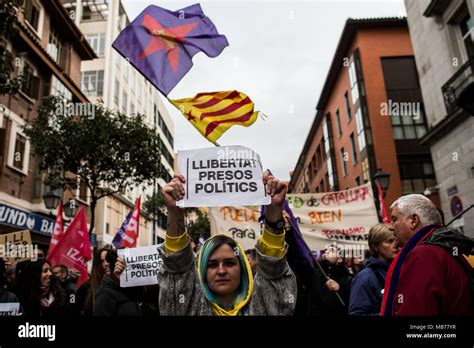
[139,14,197,72]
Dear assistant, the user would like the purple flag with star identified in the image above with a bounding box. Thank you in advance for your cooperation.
[112,4,228,96]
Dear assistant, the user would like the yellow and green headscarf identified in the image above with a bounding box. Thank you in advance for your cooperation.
[197,234,254,316]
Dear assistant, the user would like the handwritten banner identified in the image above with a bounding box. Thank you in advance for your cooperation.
[287,183,378,250]
[208,206,261,250]
[209,183,378,251]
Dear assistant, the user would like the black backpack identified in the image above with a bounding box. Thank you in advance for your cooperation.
[423,227,474,312]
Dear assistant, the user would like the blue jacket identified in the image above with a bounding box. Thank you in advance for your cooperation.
[349,257,390,316]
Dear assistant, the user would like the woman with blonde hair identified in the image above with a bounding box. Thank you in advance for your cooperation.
[348,223,396,315]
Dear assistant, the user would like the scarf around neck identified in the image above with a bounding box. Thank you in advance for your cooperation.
[197,234,254,316]
[380,224,442,316]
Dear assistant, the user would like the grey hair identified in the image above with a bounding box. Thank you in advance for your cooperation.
[390,194,442,226]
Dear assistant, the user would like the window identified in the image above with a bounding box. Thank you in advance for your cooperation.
[335,110,342,136]
[51,75,72,100]
[130,69,135,93]
[355,109,366,151]
[340,147,347,177]
[350,133,357,163]
[315,146,321,170]
[81,70,104,97]
[460,14,474,59]
[114,79,120,107]
[344,91,352,122]
[8,122,30,175]
[158,138,174,168]
[13,133,26,171]
[349,60,359,104]
[399,161,436,194]
[85,33,106,57]
[323,118,335,190]
[47,28,62,65]
[21,61,40,99]
[381,57,428,140]
[25,0,41,32]
[355,176,361,186]
[318,180,324,193]
[122,91,128,114]
[310,154,317,179]
[78,178,88,202]
[130,103,135,115]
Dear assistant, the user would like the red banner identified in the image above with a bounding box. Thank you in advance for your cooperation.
[47,207,92,286]
[48,200,64,255]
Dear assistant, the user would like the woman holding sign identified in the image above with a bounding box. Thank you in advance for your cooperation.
[115,172,296,316]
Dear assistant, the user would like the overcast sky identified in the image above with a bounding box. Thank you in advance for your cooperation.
[122,0,407,181]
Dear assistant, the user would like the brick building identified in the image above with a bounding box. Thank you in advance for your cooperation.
[289,18,440,217]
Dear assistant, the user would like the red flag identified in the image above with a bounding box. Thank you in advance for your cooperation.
[48,199,64,255]
[376,181,391,224]
[121,196,141,248]
[47,207,92,286]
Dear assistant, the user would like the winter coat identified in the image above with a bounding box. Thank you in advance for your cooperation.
[383,226,473,316]
[157,242,297,315]
[93,275,142,316]
[349,257,390,316]
[310,261,352,316]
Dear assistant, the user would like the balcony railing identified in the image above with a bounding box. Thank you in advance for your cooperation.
[442,58,474,115]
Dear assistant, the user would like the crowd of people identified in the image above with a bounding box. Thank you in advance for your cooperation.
[0,172,473,317]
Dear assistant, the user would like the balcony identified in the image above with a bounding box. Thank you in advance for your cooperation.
[442,58,474,115]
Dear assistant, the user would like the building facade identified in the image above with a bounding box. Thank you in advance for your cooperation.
[289,18,440,218]
[405,0,474,237]
[0,0,96,252]
[60,0,175,246]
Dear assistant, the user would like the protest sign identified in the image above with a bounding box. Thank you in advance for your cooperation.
[287,183,378,251]
[118,245,163,288]
[208,206,261,250]
[208,183,378,253]
[0,230,34,262]
[177,145,271,208]
[0,303,20,316]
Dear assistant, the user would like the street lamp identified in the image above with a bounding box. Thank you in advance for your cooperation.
[373,169,391,198]
[63,199,77,218]
[42,190,61,210]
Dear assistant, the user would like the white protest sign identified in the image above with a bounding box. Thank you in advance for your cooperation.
[207,183,378,252]
[118,245,163,288]
[177,145,271,208]
[287,183,378,251]
[0,302,20,316]
[208,206,262,250]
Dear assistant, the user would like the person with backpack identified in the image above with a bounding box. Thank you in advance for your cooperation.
[349,224,396,315]
[381,194,473,316]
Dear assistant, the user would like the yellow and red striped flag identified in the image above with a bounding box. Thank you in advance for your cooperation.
[170,90,259,143]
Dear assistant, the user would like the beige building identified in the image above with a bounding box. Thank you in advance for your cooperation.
[404,0,474,237]
[60,0,175,246]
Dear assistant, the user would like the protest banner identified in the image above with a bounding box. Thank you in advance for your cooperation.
[118,245,163,288]
[177,145,271,208]
[0,230,34,262]
[209,183,378,254]
[208,206,261,250]
[287,183,378,252]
